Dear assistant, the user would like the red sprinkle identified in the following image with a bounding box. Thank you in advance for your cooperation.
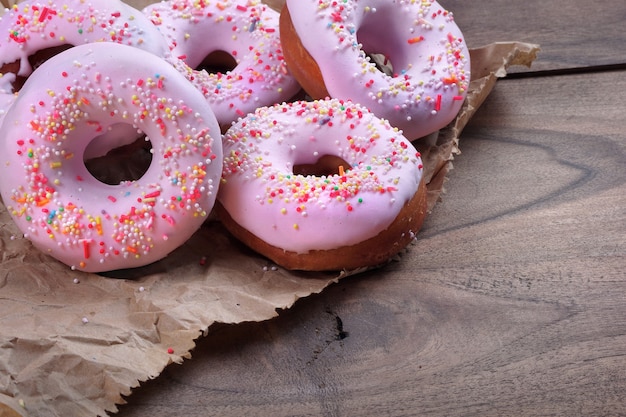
[408,36,425,44]
[38,7,49,22]
[82,240,91,259]
[435,94,442,111]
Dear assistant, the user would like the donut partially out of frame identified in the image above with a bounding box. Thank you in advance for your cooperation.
[0,43,222,272]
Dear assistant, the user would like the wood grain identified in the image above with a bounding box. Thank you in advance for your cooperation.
[116,66,626,417]
[441,0,626,73]
[115,0,626,415]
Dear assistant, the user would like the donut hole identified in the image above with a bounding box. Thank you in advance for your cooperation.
[293,155,351,177]
[356,9,408,77]
[369,53,394,77]
[195,50,238,74]
[1,44,73,93]
[84,129,153,185]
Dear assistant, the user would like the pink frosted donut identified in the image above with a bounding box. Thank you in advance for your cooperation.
[0,43,222,273]
[142,0,300,129]
[279,0,470,140]
[217,98,428,271]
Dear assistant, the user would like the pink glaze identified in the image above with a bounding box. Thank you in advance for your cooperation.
[219,98,424,253]
[142,0,300,127]
[284,0,470,140]
[0,93,16,126]
[0,43,222,272]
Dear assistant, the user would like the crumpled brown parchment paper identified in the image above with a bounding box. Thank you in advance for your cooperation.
[0,0,540,415]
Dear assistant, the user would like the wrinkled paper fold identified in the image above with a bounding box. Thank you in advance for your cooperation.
[0,0,539,415]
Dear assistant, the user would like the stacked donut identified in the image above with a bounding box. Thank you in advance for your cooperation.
[0,0,469,273]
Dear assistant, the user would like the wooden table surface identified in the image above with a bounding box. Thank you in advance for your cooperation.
[117,1,626,416]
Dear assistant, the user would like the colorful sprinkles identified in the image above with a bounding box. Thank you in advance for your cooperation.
[219,98,424,253]
[143,0,299,126]
[284,0,470,139]
[0,0,468,272]
[0,0,169,96]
